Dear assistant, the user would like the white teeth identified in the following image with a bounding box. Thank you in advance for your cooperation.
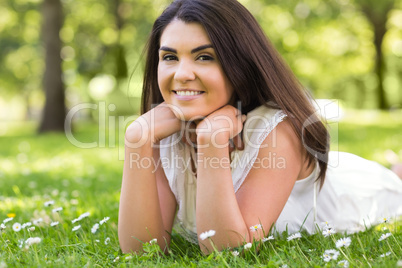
[176,91,203,96]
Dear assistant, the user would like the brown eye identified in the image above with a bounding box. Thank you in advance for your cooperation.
[198,55,214,61]
[163,55,178,61]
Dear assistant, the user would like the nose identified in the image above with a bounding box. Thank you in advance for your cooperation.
[174,59,196,82]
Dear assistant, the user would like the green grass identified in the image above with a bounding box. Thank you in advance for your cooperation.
[0,109,401,267]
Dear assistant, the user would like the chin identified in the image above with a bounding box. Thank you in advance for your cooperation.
[172,109,207,122]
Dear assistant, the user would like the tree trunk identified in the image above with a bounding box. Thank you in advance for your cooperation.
[360,1,394,110]
[39,0,66,133]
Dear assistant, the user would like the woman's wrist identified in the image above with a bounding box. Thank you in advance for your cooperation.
[197,131,230,148]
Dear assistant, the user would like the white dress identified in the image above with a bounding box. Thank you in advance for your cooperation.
[159,105,402,243]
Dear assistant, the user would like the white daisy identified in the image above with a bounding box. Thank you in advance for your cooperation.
[244,242,252,250]
[338,260,349,267]
[0,223,6,230]
[380,251,392,257]
[22,222,32,229]
[12,222,22,232]
[381,217,389,223]
[71,218,79,224]
[99,217,110,225]
[72,225,81,232]
[336,237,351,248]
[378,233,391,241]
[322,228,336,237]
[232,250,239,256]
[322,249,340,262]
[249,224,262,232]
[44,200,55,207]
[125,255,133,260]
[28,227,35,232]
[78,212,90,220]
[321,221,332,229]
[50,221,59,227]
[199,230,216,240]
[25,237,41,246]
[105,237,110,245]
[287,232,302,241]
[262,235,274,242]
[33,218,43,225]
[3,217,13,223]
[52,207,63,213]
[91,223,99,234]
[149,238,157,244]
[113,256,119,262]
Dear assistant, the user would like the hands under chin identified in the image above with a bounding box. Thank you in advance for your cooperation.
[181,105,246,152]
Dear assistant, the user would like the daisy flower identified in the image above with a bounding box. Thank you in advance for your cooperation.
[322,228,336,237]
[52,207,63,213]
[287,232,302,241]
[262,235,274,242]
[378,233,391,241]
[232,250,239,256]
[105,237,110,245]
[199,230,216,240]
[71,218,79,224]
[322,249,340,262]
[91,223,99,234]
[321,221,332,229]
[44,200,55,207]
[12,223,22,232]
[28,227,35,232]
[33,218,43,225]
[338,260,349,267]
[3,217,13,223]
[380,252,391,258]
[50,221,59,227]
[25,237,41,246]
[113,256,119,262]
[0,223,6,230]
[244,242,252,250]
[380,217,389,223]
[22,222,32,229]
[78,212,90,220]
[336,237,351,248]
[99,217,110,225]
[249,224,262,232]
[149,238,157,244]
[72,225,81,232]
[125,255,133,260]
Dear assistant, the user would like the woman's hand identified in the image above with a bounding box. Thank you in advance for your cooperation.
[195,105,246,148]
[125,102,183,146]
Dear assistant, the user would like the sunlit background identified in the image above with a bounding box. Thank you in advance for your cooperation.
[0,0,401,123]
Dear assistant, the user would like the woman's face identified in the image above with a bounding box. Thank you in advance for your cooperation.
[157,19,234,121]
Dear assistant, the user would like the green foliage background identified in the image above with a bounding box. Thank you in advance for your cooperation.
[0,0,402,121]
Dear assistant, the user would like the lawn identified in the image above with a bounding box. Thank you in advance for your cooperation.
[0,109,401,267]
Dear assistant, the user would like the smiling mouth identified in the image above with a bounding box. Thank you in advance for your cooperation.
[173,90,205,96]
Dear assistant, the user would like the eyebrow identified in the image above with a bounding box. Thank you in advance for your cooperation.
[159,44,213,54]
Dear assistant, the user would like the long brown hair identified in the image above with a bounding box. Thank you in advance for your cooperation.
[141,0,329,185]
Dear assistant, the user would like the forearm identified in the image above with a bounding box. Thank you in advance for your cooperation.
[118,139,167,253]
[196,134,250,253]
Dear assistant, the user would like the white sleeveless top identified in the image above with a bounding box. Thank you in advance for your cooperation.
[159,105,402,243]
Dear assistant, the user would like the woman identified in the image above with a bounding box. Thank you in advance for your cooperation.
[118,0,402,254]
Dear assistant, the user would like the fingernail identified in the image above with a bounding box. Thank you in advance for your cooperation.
[241,115,247,122]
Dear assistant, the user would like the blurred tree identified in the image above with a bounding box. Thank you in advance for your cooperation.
[39,0,66,132]
[355,0,395,110]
